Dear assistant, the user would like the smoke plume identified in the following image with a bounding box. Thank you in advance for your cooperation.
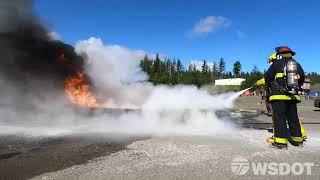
[0,1,244,137]
[75,38,151,108]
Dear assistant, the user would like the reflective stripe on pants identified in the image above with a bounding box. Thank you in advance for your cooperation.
[292,136,303,143]
[274,137,288,144]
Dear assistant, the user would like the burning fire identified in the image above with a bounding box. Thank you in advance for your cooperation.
[64,70,101,108]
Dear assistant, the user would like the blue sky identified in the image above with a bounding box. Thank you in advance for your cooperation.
[35,0,320,73]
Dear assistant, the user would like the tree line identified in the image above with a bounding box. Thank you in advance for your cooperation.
[139,54,320,88]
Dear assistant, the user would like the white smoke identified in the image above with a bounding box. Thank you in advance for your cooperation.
[0,37,247,137]
[75,38,152,108]
[0,87,243,136]
[0,1,245,137]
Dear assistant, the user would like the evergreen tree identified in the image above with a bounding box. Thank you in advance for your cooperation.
[205,68,213,84]
[212,62,218,83]
[176,59,183,83]
[202,59,208,73]
[218,58,226,78]
[140,54,153,78]
[233,61,242,77]
[169,59,177,84]
[152,54,161,84]
[176,59,183,75]
[241,65,263,89]
[139,54,320,89]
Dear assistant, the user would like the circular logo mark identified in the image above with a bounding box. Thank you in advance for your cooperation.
[231,157,250,175]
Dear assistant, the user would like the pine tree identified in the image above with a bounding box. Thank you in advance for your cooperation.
[152,54,161,84]
[169,59,177,84]
[139,54,318,89]
[241,65,263,89]
[218,58,226,78]
[176,59,183,83]
[212,62,219,82]
[165,59,171,76]
[176,59,183,74]
[202,59,207,73]
[139,54,152,78]
[233,60,241,78]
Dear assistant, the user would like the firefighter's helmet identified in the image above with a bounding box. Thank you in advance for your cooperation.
[275,46,296,56]
[268,53,277,63]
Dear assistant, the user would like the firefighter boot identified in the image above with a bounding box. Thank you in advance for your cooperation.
[290,136,304,147]
[270,142,288,149]
[300,123,307,141]
[266,136,274,143]
[267,137,288,149]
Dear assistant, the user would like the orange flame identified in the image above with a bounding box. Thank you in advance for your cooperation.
[64,70,100,108]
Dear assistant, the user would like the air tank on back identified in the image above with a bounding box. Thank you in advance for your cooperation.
[285,59,299,94]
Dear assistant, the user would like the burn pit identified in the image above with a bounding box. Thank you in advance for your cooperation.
[65,70,100,108]
[0,24,101,109]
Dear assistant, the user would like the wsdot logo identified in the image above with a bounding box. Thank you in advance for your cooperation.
[231,157,250,175]
[231,156,315,176]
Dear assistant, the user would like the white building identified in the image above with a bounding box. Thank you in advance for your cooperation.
[214,78,246,86]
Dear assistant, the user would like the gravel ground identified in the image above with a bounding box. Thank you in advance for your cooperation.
[30,98,320,180]
[1,97,319,180]
[31,128,320,180]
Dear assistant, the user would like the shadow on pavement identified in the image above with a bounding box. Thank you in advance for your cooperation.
[0,134,146,180]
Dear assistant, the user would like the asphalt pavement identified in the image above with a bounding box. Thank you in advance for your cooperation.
[1,96,320,180]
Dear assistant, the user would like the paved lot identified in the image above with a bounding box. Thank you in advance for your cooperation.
[31,129,320,180]
[1,96,320,180]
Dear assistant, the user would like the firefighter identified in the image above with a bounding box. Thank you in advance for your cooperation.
[256,53,307,144]
[256,53,277,116]
[264,46,305,149]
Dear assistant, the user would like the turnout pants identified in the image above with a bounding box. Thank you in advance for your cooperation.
[271,101,303,144]
[265,96,272,114]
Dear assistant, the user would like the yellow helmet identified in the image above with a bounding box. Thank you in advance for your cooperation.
[268,53,277,63]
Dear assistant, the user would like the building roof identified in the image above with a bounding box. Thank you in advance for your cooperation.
[215,78,246,86]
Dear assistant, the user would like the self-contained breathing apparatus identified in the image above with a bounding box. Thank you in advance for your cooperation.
[283,59,301,95]
[274,46,302,96]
